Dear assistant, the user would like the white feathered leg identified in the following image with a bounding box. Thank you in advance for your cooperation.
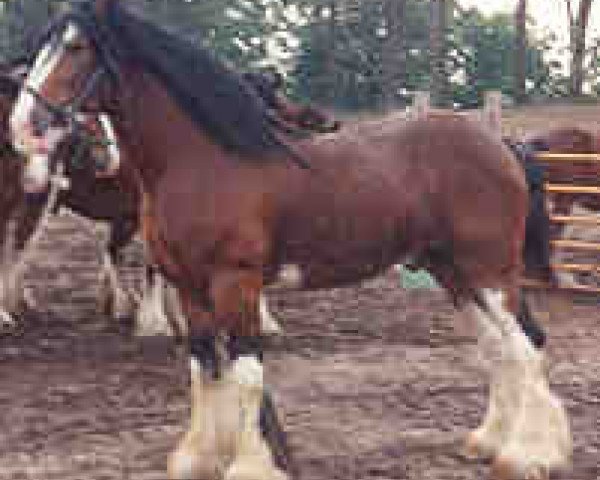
[134,265,174,337]
[464,289,571,480]
[65,210,134,322]
[258,293,282,336]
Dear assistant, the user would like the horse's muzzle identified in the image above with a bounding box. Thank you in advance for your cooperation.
[22,154,51,194]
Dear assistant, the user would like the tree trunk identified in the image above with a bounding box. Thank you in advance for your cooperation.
[567,0,594,96]
[514,0,527,104]
[6,0,26,54]
[429,0,450,107]
[381,0,407,109]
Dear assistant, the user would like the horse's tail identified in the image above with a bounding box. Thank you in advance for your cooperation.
[499,139,554,349]
[504,139,556,285]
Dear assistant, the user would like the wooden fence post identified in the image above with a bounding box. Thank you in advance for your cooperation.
[482,90,502,138]
[412,91,430,119]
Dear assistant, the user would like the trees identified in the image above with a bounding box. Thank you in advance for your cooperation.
[566,0,594,96]
[514,0,527,104]
[0,0,592,110]
[429,0,450,107]
[380,0,407,109]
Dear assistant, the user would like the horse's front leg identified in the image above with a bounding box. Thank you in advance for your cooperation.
[0,198,46,327]
[168,270,291,480]
[96,219,138,325]
[134,263,188,339]
[0,214,22,331]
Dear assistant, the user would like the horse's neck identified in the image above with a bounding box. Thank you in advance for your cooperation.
[111,72,223,190]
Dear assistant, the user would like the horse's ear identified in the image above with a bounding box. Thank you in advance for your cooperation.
[94,0,116,18]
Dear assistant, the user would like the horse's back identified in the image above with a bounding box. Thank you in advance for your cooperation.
[272,112,528,290]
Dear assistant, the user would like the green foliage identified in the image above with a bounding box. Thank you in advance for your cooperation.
[291,1,575,110]
[0,0,594,110]
[293,0,431,110]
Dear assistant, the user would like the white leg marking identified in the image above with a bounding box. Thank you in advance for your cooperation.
[0,220,25,317]
[259,293,282,336]
[169,355,287,480]
[98,249,132,319]
[462,301,507,458]
[69,212,133,321]
[10,24,80,156]
[134,268,172,336]
[226,356,288,480]
[0,227,21,330]
[162,278,188,338]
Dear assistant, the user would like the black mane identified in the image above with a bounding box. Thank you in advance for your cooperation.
[52,0,303,163]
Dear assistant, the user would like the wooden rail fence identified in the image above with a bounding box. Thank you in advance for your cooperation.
[412,91,600,296]
[533,151,600,295]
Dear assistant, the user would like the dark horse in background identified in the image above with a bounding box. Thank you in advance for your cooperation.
[0,59,179,334]
[506,127,600,287]
[11,1,571,480]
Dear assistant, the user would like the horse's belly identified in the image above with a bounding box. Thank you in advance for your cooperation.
[273,217,404,289]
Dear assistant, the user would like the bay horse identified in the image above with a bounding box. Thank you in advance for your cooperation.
[10,1,571,479]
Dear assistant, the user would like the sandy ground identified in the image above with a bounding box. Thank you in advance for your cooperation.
[0,213,597,480]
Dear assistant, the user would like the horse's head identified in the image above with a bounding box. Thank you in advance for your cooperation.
[0,60,28,147]
[11,0,308,172]
[9,0,120,192]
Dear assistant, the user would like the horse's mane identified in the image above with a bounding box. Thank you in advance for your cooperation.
[48,1,298,162]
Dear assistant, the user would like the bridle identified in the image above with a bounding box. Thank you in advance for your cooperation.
[25,9,311,172]
[21,10,121,171]
[23,64,114,170]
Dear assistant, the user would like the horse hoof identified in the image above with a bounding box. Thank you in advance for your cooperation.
[167,450,221,480]
[462,430,497,462]
[224,455,289,480]
[491,455,549,480]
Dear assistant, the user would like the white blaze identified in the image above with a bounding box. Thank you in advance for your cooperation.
[10,23,80,157]
[98,113,121,173]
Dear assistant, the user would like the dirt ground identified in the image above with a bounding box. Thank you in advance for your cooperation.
[0,212,598,480]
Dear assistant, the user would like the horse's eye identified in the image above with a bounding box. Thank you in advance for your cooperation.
[65,43,86,54]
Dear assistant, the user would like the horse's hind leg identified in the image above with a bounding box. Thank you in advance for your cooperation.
[464,288,571,479]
